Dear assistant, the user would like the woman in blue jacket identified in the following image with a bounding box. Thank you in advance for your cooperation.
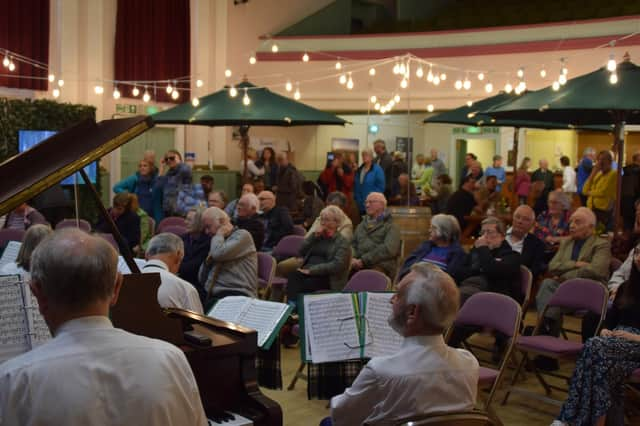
[113,159,162,223]
[353,148,385,214]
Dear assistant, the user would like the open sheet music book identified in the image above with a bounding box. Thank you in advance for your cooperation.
[117,256,147,274]
[300,292,404,364]
[207,296,292,350]
[0,241,22,269]
[0,274,51,363]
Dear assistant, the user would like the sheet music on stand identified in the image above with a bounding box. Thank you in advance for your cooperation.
[361,292,404,358]
[0,241,22,269]
[0,274,52,363]
[117,256,147,274]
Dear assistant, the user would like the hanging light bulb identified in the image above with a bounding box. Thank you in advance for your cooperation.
[517,67,524,78]
[454,79,463,90]
[466,100,473,107]
[335,61,342,70]
[249,54,257,65]
[504,82,513,93]
[416,66,424,78]
[346,74,354,90]
[517,80,526,92]
[58,79,65,87]
[374,102,380,110]
[224,69,232,78]
[610,73,618,84]
[394,94,400,103]
[607,54,617,72]
[440,72,447,81]
[561,64,568,75]
[463,78,471,90]
[285,80,292,92]
[370,95,377,103]
[94,85,104,94]
[433,75,441,86]
[192,97,200,107]
[392,61,400,75]
[196,79,204,87]
[294,84,301,100]
[369,67,376,76]
[427,67,434,82]
[112,87,121,99]
[302,52,309,62]
[388,100,395,108]
[242,88,250,105]
[2,55,9,67]
[171,89,179,100]
[399,62,406,75]
[552,81,560,91]
[8,61,15,71]
[142,88,151,103]
[271,43,279,53]
[229,86,238,97]
[380,106,386,114]
[540,67,547,78]
[400,78,408,89]
[427,104,434,112]
[48,73,55,83]
[477,72,485,81]
[132,85,139,97]
[484,82,493,93]
[339,73,347,85]
[166,83,173,94]
[52,88,60,98]
[558,73,567,85]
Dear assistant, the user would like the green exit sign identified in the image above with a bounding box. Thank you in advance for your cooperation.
[146,106,159,115]
[115,104,138,114]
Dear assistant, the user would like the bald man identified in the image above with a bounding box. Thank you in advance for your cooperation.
[258,190,294,252]
[505,205,547,285]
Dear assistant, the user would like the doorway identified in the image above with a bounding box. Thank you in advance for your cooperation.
[453,137,497,185]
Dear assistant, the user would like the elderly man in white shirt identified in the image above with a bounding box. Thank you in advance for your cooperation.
[330,262,479,426]
[0,228,207,426]
[143,232,204,314]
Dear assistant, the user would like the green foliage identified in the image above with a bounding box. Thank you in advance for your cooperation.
[0,98,102,223]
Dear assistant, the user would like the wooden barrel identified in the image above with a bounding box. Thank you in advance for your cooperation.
[388,206,431,260]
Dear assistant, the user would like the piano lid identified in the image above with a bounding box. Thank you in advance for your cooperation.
[0,116,154,216]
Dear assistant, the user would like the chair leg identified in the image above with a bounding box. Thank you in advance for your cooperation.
[502,352,528,405]
[287,361,307,391]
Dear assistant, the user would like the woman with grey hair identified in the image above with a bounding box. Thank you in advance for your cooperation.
[0,224,52,279]
[178,207,210,301]
[398,214,466,281]
[534,190,571,253]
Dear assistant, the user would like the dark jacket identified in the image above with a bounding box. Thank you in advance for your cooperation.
[445,189,476,229]
[276,164,302,212]
[179,232,211,295]
[299,232,351,290]
[459,240,521,300]
[261,206,294,251]
[531,168,555,195]
[399,240,467,282]
[155,163,192,216]
[520,233,547,281]
[255,159,278,189]
[235,214,264,251]
[375,151,393,196]
[95,209,141,253]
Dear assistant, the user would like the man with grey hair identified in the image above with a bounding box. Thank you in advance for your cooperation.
[373,139,393,197]
[330,262,478,425]
[143,232,203,314]
[532,158,555,215]
[506,204,547,284]
[233,192,264,251]
[0,229,206,425]
[457,216,521,305]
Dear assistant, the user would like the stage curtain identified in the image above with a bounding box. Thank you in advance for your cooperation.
[115,0,190,103]
[0,0,50,91]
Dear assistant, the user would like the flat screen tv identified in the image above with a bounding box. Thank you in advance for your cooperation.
[18,130,97,184]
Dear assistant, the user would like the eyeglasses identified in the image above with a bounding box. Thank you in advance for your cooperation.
[164,156,176,162]
[479,229,500,236]
[258,197,272,201]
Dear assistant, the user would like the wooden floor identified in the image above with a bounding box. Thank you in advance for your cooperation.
[261,313,639,426]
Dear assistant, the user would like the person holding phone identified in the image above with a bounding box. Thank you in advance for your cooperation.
[155,150,192,218]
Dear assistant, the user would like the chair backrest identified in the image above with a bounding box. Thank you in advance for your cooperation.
[520,265,533,311]
[547,278,609,316]
[257,252,276,284]
[0,228,26,248]
[394,410,497,426]
[96,233,119,252]
[160,225,187,236]
[157,216,186,232]
[56,218,91,232]
[453,292,522,338]
[271,235,305,259]
[345,269,390,292]
[292,225,306,236]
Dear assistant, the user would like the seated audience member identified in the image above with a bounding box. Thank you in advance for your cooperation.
[233,192,264,251]
[95,192,140,253]
[286,206,351,310]
[225,182,255,220]
[329,263,478,426]
[552,255,640,426]
[485,155,506,192]
[445,175,477,229]
[208,190,227,209]
[609,242,640,297]
[474,175,502,214]
[457,217,521,305]
[0,229,206,425]
[398,214,466,281]
[258,190,294,253]
[535,207,610,338]
[390,173,418,206]
[351,192,401,280]
[178,208,211,301]
[505,205,547,282]
[199,207,257,307]
[129,193,152,256]
[200,175,214,201]
[143,233,203,314]
[534,190,571,255]
[0,224,52,279]
[583,150,617,229]
[428,174,453,215]
[302,180,325,228]
[2,202,48,230]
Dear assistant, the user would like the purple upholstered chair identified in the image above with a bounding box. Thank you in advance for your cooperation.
[344,269,390,292]
[0,228,25,249]
[445,292,521,419]
[157,216,186,233]
[55,218,91,232]
[292,225,306,236]
[520,265,533,315]
[95,233,119,253]
[503,278,609,406]
[271,235,304,259]
[257,252,276,299]
[160,225,187,237]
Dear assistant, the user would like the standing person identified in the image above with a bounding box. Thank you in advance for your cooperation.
[621,152,640,231]
[155,150,192,218]
[514,157,532,205]
[560,156,577,194]
[0,229,207,425]
[391,151,408,183]
[460,153,481,184]
[485,155,506,193]
[240,147,265,181]
[429,149,448,185]
[373,139,393,197]
[445,175,477,230]
[254,147,278,190]
[531,159,555,215]
[143,149,158,175]
[353,148,385,215]
[274,152,302,213]
[95,192,140,254]
[411,153,426,180]
[583,150,618,230]
[413,159,434,196]
[577,147,596,206]
[318,154,354,200]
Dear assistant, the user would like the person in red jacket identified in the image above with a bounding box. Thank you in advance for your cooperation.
[318,154,354,199]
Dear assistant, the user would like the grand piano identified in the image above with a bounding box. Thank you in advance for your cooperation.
[0,116,282,426]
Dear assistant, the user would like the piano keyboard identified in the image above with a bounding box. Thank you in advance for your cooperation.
[207,412,253,425]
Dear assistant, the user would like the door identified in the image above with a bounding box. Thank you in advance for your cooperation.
[455,138,467,185]
[120,128,176,178]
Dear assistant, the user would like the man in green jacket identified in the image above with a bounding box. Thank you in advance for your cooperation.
[351,192,401,280]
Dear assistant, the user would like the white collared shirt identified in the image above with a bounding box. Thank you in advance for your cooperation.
[505,227,524,254]
[0,316,207,426]
[330,334,478,426]
[142,259,204,314]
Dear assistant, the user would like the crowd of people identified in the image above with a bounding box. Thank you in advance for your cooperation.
[1,143,639,426]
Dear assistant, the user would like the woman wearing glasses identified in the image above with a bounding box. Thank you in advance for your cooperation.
[156,150,193,218]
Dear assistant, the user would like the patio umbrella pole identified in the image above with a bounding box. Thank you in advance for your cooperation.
[512,127,520,209]
[613,117,625,231]
[240,125,250,182]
